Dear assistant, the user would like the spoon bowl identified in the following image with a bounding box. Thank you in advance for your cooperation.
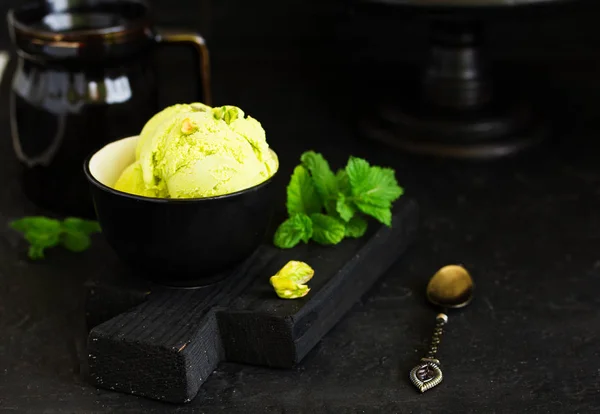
[426,264,474,309]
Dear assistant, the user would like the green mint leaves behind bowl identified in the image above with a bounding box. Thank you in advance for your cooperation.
[274,151,404,249]
[10,217,102,260]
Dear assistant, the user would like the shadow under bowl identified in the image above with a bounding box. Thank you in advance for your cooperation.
[84,136,278,288]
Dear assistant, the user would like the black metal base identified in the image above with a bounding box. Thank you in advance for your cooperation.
[361,19,549,159]
[362,97,547,160]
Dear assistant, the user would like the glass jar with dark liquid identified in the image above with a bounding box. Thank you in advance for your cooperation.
[8,0,211,217]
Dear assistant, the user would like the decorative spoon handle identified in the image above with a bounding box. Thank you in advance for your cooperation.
[409,313,448,393]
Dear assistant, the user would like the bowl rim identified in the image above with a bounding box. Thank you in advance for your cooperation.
[83,136,279,204]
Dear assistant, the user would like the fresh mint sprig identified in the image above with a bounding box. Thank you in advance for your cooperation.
[274,151,404,249]
[10,217,102,259]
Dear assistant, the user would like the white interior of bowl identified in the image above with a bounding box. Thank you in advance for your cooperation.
[89,136,138,187]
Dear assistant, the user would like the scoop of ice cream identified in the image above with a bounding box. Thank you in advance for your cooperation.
[141,106,274,198]
[136,102,211,160]
[113,104,277,199]
[113,161,166,198]
[226,109,278,176]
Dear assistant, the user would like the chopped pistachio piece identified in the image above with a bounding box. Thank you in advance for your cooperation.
[181,118,197,134]
[270,260,314,299]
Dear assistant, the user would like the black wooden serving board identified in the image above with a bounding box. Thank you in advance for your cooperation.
[85,198,418,404]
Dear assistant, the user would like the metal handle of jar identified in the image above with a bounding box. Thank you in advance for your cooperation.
[155,29,212,106]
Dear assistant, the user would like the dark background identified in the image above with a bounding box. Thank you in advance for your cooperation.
[1,0,600,62]
[2,0,600,413]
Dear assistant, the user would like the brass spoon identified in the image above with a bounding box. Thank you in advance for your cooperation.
[409,265,474,393]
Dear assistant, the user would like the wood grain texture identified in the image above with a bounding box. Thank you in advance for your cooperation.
[219,198,419,367]
[86,198,418,403]
[85,268,152,329]
[87,247,277,403]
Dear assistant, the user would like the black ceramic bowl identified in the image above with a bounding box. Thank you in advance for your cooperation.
[84,136,278,288]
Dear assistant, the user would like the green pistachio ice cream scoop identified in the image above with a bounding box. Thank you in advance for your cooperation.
[114,103,278,198]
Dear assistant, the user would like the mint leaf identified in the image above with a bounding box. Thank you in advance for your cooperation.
[345,157,403,226]
[61,218,100,252]
[11,217,61,234]
[296,214,313,244]
[345,157,370,188]
[310,213,345,246]
[346,157,404,205]
[12,217,62,259]
[10,216,101,259]
[24,229,61,259]
[301,151,337,214]
[63,218,102,235]
[335,170,355,222]
[345,216,368,238]
[29,245,45,260]
[274,213,313,249]
[336,169,351,196]
[61,231,92,253]
[336,193,355,222]
[354,203,392,226]
[286,165,322,216]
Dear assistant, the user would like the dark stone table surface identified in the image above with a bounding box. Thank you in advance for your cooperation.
[1,29,600,414]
